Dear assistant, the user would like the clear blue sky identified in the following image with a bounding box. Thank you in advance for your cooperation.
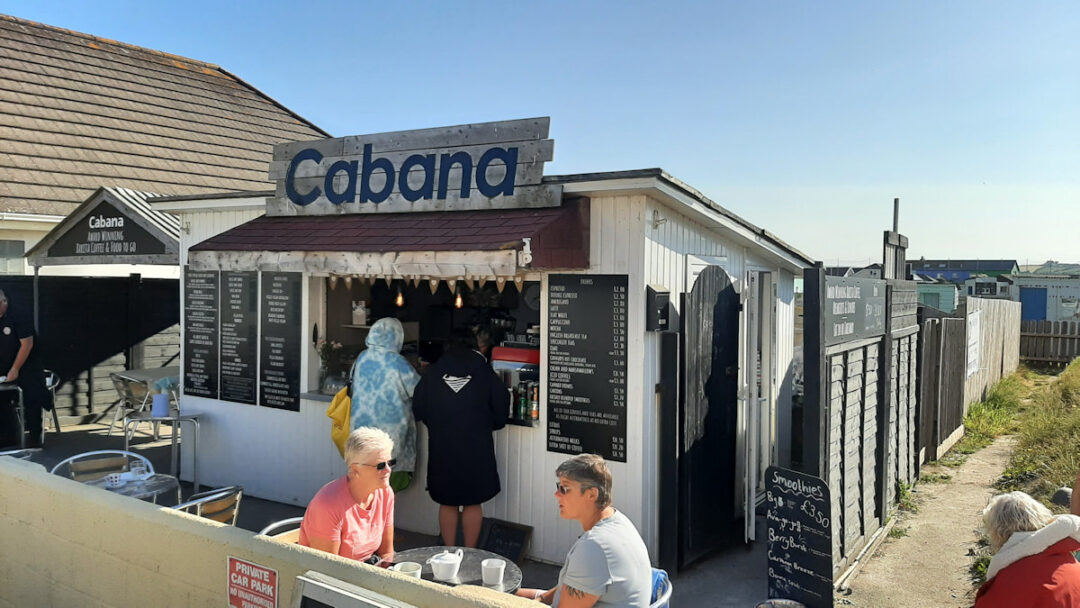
[4,1,1077,266]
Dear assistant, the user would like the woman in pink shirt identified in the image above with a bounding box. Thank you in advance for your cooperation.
[299,426,396,564]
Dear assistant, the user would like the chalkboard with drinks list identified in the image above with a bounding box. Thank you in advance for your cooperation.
[220,271,258,405]
[259,271,302,411]
[183,268,219,398]
[546,274,628,462]
[765,466,834,607]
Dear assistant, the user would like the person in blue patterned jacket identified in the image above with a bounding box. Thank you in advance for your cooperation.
[350,317,421,492]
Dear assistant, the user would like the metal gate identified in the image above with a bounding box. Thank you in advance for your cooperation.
[679,264,740,567]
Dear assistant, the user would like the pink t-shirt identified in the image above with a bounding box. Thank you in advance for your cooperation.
[298,476,394,561]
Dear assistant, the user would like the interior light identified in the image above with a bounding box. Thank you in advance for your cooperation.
[395,286,405,307]
[454,290,464,309]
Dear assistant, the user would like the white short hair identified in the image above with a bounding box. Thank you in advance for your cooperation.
[983,491,1054,552]
[344,427,393,465]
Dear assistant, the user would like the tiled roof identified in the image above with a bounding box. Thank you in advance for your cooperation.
[0,14,329,216]
[190,200,591,269]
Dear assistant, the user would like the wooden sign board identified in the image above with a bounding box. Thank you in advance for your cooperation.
[267,117,561,216]
[478,518,532,563]
[823,276,886,346]
[765,466,833,607]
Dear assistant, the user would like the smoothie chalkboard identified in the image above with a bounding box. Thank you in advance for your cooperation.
[259,271,301,411]
[183,268,219,398]
[546,274,628,462]
[765,466,834,607]
[220,271,258,404]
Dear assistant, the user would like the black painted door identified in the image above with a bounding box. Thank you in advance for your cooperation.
[679,265,741,567]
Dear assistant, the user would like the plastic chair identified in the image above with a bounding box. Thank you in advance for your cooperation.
[43,369,61,434]
[649,568,672,608]
[259,516,304,543]
[50,449,154,482]
[173,486,243,525]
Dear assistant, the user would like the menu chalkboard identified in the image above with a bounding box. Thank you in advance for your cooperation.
[260,272,301,411]
[765,466,833,607]
[478,518,532,563]
[183,268,219,398]
[220,271,258,405]
[546,274,628,462]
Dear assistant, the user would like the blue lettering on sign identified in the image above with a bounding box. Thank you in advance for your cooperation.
[285,148,323,206]
[284,145,519,206]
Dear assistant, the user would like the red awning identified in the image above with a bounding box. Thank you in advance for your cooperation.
[190,198,589,269]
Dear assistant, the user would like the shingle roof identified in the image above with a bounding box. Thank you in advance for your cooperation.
[0,14,329,216]
[189,202,591,269]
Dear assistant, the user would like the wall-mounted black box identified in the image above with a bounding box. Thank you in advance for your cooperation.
[646,284,670,331]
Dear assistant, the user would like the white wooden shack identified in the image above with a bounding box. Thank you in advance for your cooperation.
[153,117,813,568]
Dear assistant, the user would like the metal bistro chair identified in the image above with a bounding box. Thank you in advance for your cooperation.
[258,516,304,544]
[122,391,201,492]
[649,568,673,608]
[173,486,243,526]
[0,383,24,448]
[0,448,36,460]
[50,449,153,482]
[108,373,149,437]
[42,369,61,434]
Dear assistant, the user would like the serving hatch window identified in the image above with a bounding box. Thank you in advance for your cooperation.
[320,278,542,378]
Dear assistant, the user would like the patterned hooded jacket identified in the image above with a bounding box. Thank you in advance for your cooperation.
[350,318,421,472]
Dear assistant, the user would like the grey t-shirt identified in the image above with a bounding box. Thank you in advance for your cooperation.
[554,510,652,608]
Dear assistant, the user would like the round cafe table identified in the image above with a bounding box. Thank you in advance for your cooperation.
[392,546,523,593]
[84,473,180,503]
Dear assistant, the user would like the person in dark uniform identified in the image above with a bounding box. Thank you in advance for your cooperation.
[412,327,510,547]
[0,290,49,449]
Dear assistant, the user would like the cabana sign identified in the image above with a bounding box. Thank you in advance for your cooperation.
[267,117,561,216]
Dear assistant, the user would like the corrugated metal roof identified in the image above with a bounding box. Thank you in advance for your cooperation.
[0,14,329,216]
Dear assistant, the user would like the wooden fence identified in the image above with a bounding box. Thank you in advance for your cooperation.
[917,298,1020,463]
[1021,320,1080,365]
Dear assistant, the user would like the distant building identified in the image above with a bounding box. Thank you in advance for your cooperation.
[910,259,1019,283]
[914,275,960,313]
[825,263,882,279]
[1008,273,1080,322]
[963,275,1012,300]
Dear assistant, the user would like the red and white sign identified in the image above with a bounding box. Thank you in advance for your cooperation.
[227,556,278,608]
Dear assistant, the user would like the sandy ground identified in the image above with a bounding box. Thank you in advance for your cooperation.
[841,436,1016,608]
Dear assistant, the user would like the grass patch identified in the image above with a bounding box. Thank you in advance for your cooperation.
[897,481,918,513]
[998,359,1080,506]
[919,472,952,484]
[969,535,992,586]
[942,372,1029,466]
[887,526,909,539]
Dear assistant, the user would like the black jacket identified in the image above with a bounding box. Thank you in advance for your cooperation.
[413,348,509,506]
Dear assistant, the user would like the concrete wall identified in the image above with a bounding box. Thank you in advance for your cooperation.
[0,458,532,608]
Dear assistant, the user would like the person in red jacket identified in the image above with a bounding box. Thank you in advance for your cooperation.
[975,488,1080,607]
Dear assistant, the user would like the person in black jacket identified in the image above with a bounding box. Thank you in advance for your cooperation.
[413,327,510,547]
[0,290,48,449]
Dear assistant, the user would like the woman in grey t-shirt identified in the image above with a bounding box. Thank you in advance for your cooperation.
[516,454,653,607]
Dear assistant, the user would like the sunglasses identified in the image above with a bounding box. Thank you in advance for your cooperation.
[556,482,579,495]
[357,459,396,471]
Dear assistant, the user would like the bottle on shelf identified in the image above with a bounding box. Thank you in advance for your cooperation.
[529,383,539,421]
[517,380,529,421]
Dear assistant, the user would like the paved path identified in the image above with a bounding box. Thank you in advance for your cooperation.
[843,436,1015,608]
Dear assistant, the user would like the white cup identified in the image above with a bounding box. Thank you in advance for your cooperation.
[104,473,124,489]
[392,561,422,579]
[481,558,505,586]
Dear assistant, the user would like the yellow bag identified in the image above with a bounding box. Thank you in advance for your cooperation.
[326,385,351,457]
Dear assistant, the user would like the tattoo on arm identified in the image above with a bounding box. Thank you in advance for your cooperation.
[566,586,588,599]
